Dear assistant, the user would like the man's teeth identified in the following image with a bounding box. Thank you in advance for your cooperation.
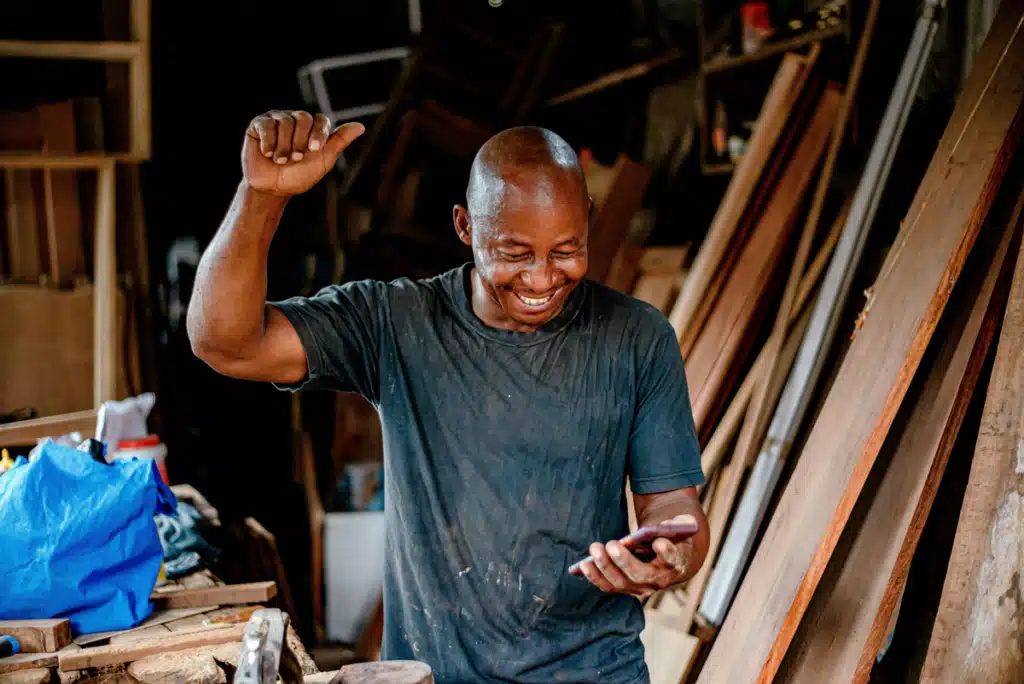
[518,293,553,306]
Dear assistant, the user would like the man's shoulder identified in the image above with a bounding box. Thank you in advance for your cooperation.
[320,266,459,313]
[585,279,676,342]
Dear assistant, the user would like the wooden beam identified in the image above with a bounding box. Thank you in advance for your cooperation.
[668,49,816,344]
[73,607,215,646]
[782,188,1023,683]
[93,161,117,406]
[0,619,71,653]
[129,0,151,158]
[150,581,277,609]
[697,3,1024,679]
[0,155,127,170]
[686,85,841,435]
[0,40,142,61]
[38,102,85,286]
[632,273,680,314]
[0,653,58,675]
[921,217,1024,679]
[57,624,246,671]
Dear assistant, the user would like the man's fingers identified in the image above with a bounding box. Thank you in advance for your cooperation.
[269,111,296,165]
[289,111,314,161]
[608,540,655,584]
[653,537,687,571]
[591,542,630,591]
[669,513,698,526]
[578,559,616,593]
[309,114,331,152]
[324,122,366,158]
[249,116,276,158]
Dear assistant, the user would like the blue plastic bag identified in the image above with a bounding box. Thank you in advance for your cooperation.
[0,441,176,634]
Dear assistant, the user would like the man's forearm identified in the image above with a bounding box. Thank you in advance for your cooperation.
[633,487,709,582]
[187,182,288,360]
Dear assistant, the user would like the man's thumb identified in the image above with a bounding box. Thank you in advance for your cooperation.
[324,122,366,158]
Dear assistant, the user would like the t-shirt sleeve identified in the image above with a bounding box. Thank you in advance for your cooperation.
[268,279,387,401]
[628,316,705,494]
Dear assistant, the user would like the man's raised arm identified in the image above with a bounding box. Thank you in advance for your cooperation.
[186,111,363,383]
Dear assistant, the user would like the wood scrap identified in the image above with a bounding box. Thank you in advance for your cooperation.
[0,654,58,676]
[921,218,1024,679]
[0,668,52,684]
[127,650,226,684]
[781,185,1023,683]
[697,3,1024,678]
[330,661,434,683]
[74,607,214,647]
[669,49,816,344]
[58,625,246,671]
[685,85,841,437]
[640,612,700,684]
[150,582,275,610]
[0,620,71,653]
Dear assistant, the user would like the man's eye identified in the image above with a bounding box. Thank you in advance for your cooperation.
[500,252,530,261]
[553,250,579,258]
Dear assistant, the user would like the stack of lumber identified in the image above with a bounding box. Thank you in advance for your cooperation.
[635,1,1024,681]
[0,574,315,684]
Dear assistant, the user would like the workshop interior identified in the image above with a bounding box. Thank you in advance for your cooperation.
[1,0,1023,682]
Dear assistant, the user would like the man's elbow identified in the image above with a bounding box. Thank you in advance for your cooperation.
[187,310,238,372]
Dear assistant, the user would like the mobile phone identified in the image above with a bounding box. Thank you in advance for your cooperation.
[568,521,699,576]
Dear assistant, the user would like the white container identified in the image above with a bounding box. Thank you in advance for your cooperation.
[324,511,386,643]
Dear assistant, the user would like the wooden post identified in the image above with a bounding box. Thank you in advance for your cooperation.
[93,161,117,406]
[129,0,151,159]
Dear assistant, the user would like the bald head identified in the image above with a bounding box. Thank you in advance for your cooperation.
[466,127,587,221]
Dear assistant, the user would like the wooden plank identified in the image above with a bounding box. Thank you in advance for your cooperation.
[57,624,246,671]
[150,582,277,610]
[0,653,58,675]
[0,668,51,684]
[0,619,71,653]
[781,187,1023,683]
[588,156,651,285]
[0,156,128,170]
[93,161,117,406]
[697,4,1024,679]
[921,225,1024,678]
[0,40,141,61]
[669,50,812,344]
[641,613,700,684]
[73,607,214,646]
[685,85,841,435]
[108,624,171,644]
[37,102,85,286]
[632,273,679,314]
[0,409,97,447]
[4,170,44,282]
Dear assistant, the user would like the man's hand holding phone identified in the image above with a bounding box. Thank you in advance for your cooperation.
[569,514,699,600]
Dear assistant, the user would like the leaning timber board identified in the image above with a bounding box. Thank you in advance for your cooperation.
[921,229,1024,677]
[697,4,1024,681]
[685,85,841,435]
[669,52,810,342]
[779,187,1023,683]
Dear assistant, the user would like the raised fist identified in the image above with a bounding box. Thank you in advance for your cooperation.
[242,110,364,196]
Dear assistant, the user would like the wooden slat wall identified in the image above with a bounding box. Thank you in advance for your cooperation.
[697,4,1024,679]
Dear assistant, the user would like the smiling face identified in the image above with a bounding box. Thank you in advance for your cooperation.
[454,128,590,332]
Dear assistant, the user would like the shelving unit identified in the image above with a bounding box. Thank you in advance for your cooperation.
[696,1,853,175]
[0,0,150,408]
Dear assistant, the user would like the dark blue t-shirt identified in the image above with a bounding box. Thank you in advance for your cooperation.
[272,264,704,684]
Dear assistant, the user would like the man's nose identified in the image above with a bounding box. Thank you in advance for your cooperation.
[522,258,556,292]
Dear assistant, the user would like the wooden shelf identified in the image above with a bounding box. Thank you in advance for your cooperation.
[702,25,845,75]
[0,40,142,62]
[0,155,123,170]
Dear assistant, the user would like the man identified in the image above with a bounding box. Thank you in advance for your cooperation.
[188,110,708,684]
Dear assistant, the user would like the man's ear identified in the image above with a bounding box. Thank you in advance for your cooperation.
[453,204,473,247]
